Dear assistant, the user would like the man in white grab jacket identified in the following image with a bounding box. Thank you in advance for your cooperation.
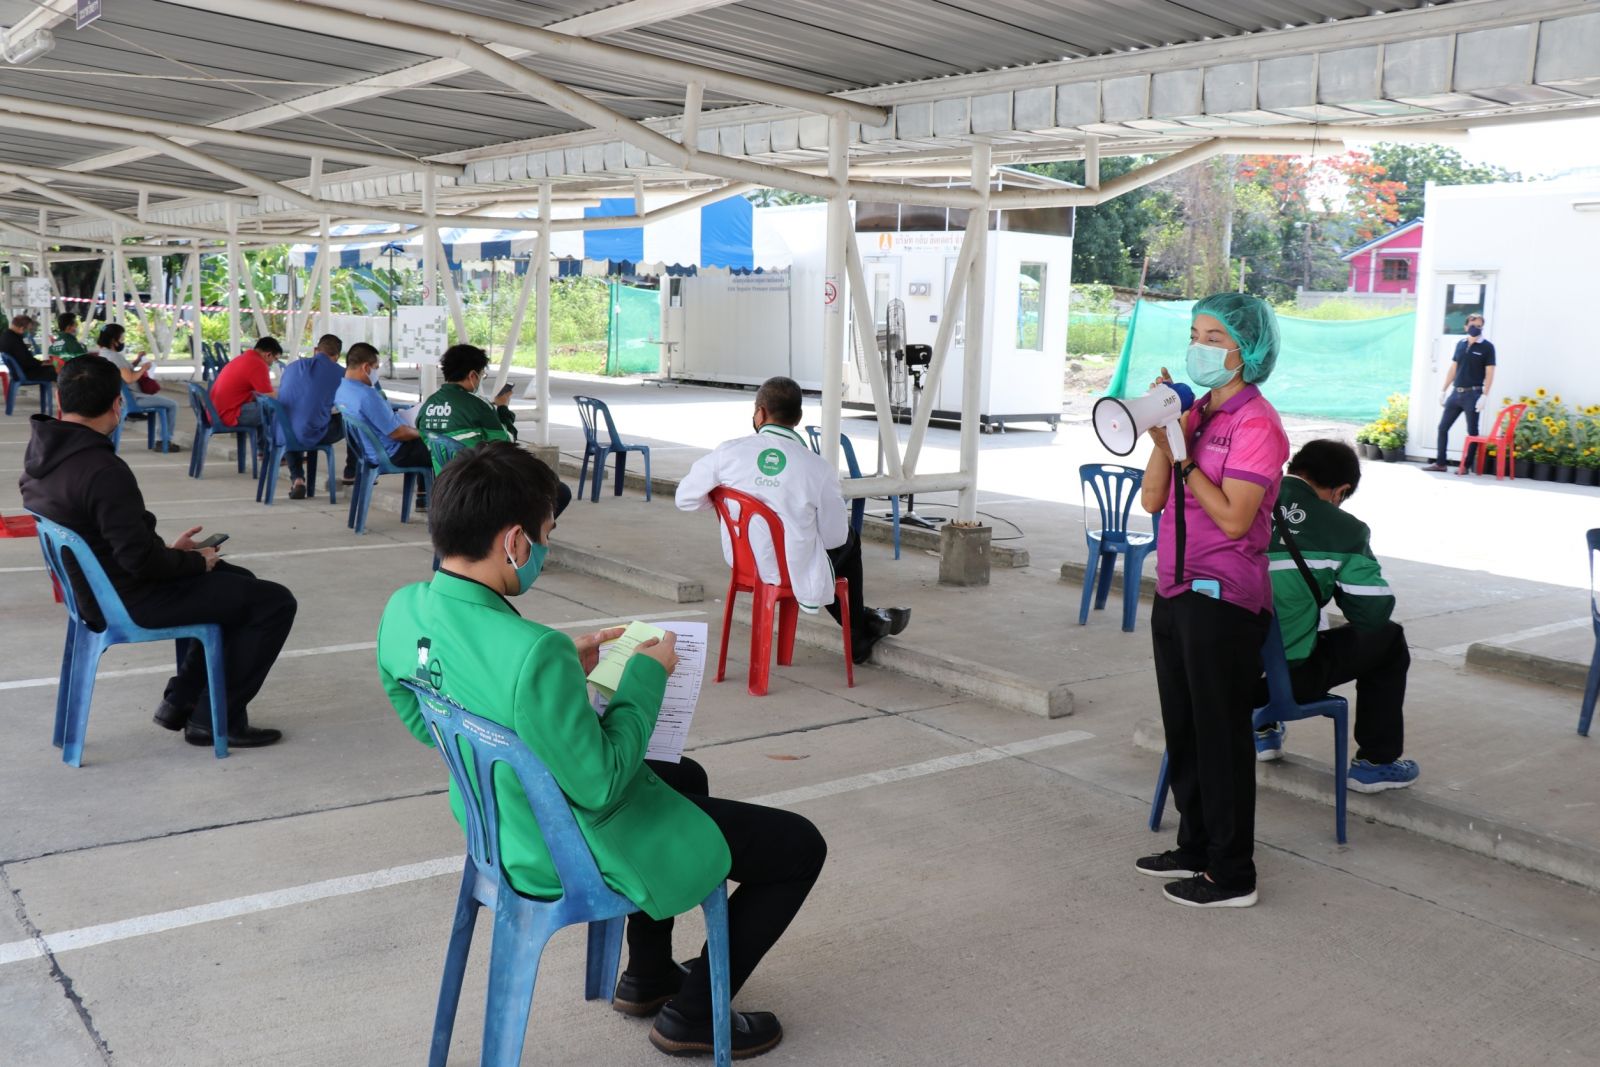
[676,376,910,664]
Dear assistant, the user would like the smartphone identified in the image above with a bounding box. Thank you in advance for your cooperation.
[196,533,230,550]
[496,383,515,399]
[1191,579,1221,599]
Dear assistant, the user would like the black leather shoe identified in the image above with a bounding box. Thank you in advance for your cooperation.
[872,606,911,636]
[614,961,689,1017]
[649,1003,782,1059]
[152,701,191,731]
[288,481,307,500]
[184,724,283,748]
[851,610,892,665]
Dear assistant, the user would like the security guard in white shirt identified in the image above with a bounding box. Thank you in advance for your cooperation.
[676,376,909,664]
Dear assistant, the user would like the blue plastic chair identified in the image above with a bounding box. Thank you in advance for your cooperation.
[2,351,54,416]
[425,431,469,473]
[575,395,651,502]
[112,382,173,454]
[340,405,432,535]
[1579,529,1600,736]
[1078,464,1159,632]
[255,396,337,506]
[29,512,229,766]
[400,681,732,1067]
[1149,615,1349,844]
[186,382,258,480]
[200,342,218,382]
[806,426,901,559]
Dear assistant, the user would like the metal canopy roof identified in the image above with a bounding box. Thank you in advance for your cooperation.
[0,0,1593,247]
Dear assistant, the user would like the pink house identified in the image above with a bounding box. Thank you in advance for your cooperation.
[1342,219,1423,294]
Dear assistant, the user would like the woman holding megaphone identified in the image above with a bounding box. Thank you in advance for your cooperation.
[1135,293,1290,909]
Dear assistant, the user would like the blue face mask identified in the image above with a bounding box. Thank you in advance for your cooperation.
[1185,342,1239,389]
[505,529,547,595]
[1466,324,1483,337]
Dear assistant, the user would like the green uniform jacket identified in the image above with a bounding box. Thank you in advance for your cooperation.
[48,335,86,362]
[377,571,730,920]
[1268,476,1396,664]
[417,382,518,456]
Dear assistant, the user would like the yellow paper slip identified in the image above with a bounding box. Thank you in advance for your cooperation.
[586,620,668,697]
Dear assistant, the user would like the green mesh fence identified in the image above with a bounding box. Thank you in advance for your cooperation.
[605,282,662,375]
[1106,300,1416,422]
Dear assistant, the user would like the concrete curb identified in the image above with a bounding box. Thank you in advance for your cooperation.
[1465,641,1592,691]
[1059,559,1157,600]
[1133,718,1600,893]
[728,600,1073,719]
[548,544,704,604]
[556,456,1030,568]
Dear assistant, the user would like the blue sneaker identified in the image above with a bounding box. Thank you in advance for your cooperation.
[1348,757,1420,794]
[1254,722,1284,762]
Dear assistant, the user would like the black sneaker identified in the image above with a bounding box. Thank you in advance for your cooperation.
[1135,850,1203,879]
[649,1004,782,1060]
[288,481,307,500]
[1162,874,1257,909]
[184,724,283,748]
[614,961,689,1017]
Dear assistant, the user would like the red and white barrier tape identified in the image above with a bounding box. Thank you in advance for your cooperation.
[56,295,289,315]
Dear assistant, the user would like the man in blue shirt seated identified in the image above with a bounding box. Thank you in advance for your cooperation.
[337,343,431,509]
[276,333,350,499]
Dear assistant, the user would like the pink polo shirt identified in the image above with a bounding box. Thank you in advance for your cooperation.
[1155,384,1289,614]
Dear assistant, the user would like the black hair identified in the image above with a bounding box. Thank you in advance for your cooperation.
[1288,439,1362,498]
[57,355,122,418]
[57,312,77,333]
[440,344,490,383]
[429,441,558,560]
[315,334,342,355]
[755,376,803,426]
[97,322,124,349]
[346,342,379,366]
[254,336,282,355]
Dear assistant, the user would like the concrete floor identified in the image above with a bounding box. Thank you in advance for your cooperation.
[3,386,1600,1066]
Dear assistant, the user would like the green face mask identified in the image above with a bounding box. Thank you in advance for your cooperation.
[505,529,547,595]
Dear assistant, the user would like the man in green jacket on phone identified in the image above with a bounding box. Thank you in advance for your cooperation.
[377,442,823,1059]
[417,343,519,448]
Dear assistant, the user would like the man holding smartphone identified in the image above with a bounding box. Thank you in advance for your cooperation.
[20,357,297,748]
[417,343,521,448]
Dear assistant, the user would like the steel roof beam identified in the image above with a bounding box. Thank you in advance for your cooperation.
[288,0,886,126]
[0,94,460,176]
[170,0,983,208]
[0,161,258,206]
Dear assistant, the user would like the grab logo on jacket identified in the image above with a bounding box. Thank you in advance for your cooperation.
[757,448,786,476]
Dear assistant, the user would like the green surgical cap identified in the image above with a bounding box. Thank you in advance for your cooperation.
[1192,293,1280,384]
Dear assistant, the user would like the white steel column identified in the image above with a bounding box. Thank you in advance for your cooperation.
[225,205,241,359]
[819,112,850,471]
[534,182,552,446]
[958,143,991,523]
[319,215,332,336]
[843,239,903,479]
[190,248,204,376]
[902,224,978,476]
[495,246,537,394]
[420,174,439,398]
[107,244,121,324]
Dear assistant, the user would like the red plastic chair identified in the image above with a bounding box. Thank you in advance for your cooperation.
[1459,402,1527,479]
[707,486,853,696]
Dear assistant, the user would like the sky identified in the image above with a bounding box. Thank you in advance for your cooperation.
[1455,114,1600,178]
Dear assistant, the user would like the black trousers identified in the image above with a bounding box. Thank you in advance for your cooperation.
[823,528,869,636]
[125,561,298,731]
[1436,389,1482,467]
[1284,623,1409,765]
[625,757,827,1022]
[1152,591,1270,890]
[287,414,348,484]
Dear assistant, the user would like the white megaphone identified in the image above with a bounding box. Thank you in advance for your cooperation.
[1093,382,1197,463]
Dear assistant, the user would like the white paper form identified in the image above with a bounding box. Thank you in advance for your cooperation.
[589,621,708,763]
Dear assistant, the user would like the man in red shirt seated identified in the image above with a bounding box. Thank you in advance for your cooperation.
[209,337,281,455]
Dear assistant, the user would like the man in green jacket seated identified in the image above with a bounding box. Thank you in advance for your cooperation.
[1256,440,1419,793]
[377,442,824,1059]
[48,312,88,365]
[418,343,519,447]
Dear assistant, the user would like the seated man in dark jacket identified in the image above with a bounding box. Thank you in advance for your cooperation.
[2,314,54,382]
[20,356,296,748]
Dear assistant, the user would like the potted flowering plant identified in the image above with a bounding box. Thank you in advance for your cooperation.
[1375,393,1408,461]
[1353,424,1380,459]
[1576,407,1600,487]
